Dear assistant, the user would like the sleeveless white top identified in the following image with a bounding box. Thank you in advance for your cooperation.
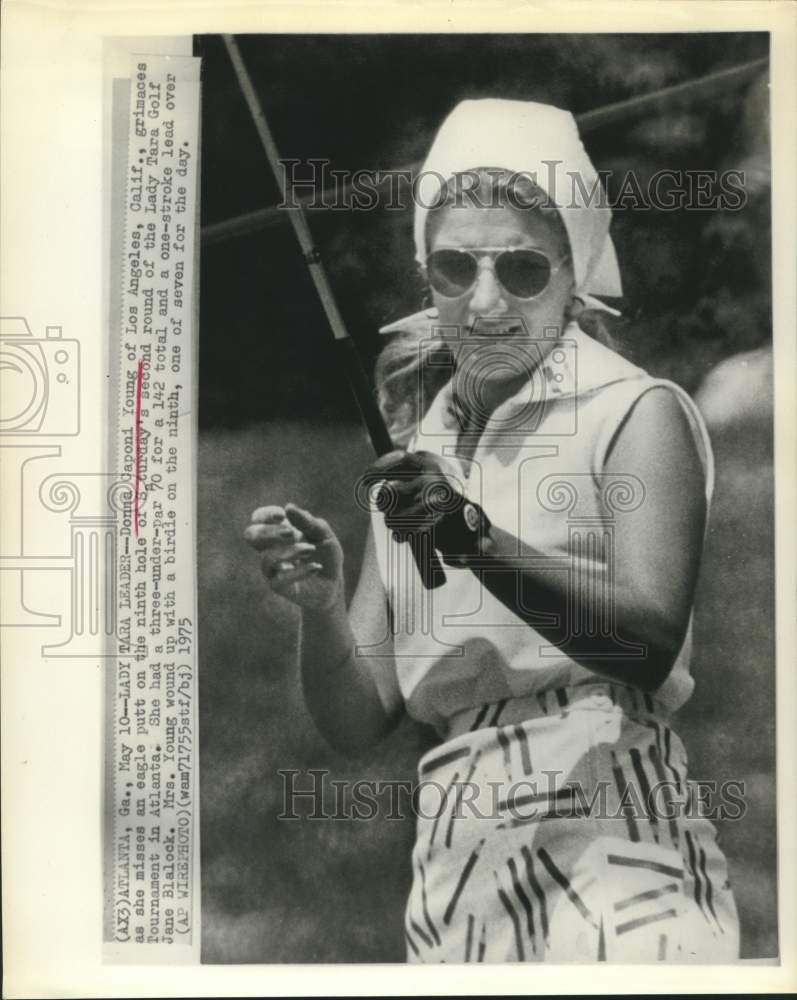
[370,320,714,733]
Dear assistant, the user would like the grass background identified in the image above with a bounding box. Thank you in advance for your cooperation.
[198,378,776,962]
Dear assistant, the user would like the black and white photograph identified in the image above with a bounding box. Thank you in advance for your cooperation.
[197,32,775,964]
[2,3,795,996]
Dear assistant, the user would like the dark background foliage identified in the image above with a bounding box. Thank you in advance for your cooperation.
[196,32,770,426]
[195,33,775,962]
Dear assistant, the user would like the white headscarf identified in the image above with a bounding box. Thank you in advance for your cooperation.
[413,98,622,313]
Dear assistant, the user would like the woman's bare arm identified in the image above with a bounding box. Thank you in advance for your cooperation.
[473,387,706,690]
[245,504,402,753]
[299,526,403,753]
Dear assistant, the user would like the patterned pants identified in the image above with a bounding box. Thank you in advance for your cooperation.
[405,683,739,963]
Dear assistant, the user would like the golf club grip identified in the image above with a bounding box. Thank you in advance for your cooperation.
[408,529,447,590]
[334,343,449,585]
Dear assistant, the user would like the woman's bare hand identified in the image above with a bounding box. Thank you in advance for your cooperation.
[244,503,344,612]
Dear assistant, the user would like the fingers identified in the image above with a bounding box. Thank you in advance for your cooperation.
[385,505,447,533]
[263,559,324,586]
[369,452,462,515]
[264,548,321,578]
[378,472,446,499]
[370,449,413,474]
[249,505,288,525]
[371,450,440,478]
[370,449,449,476]
[376,475,461,527]
[256,545,317,583]
[246,505,302,550]
[243,520,310,552]
[284,503,334,544]
[267,558,324,587]
[375,479,419,506]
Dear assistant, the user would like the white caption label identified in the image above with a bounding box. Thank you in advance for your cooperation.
[105,54,200,960]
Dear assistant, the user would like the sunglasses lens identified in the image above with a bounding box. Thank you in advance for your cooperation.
[427,249,478,298]
[496,249,552,299]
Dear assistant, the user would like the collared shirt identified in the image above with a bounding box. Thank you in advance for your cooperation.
[371,320,714,735]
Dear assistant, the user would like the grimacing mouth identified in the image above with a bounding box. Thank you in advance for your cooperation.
[464,318,529,338]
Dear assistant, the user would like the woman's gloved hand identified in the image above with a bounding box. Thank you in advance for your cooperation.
[366,450,491,568]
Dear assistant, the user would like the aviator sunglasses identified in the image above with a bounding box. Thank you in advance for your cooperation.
[425,246,568,301]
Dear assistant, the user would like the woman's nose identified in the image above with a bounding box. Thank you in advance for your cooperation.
[468,261,506,314]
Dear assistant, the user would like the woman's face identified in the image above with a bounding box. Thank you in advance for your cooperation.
[427,202,575,385]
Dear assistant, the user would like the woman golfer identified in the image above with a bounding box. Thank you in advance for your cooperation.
[244,99,739,963]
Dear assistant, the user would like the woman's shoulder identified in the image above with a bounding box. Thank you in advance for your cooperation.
[565,323,649,398]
